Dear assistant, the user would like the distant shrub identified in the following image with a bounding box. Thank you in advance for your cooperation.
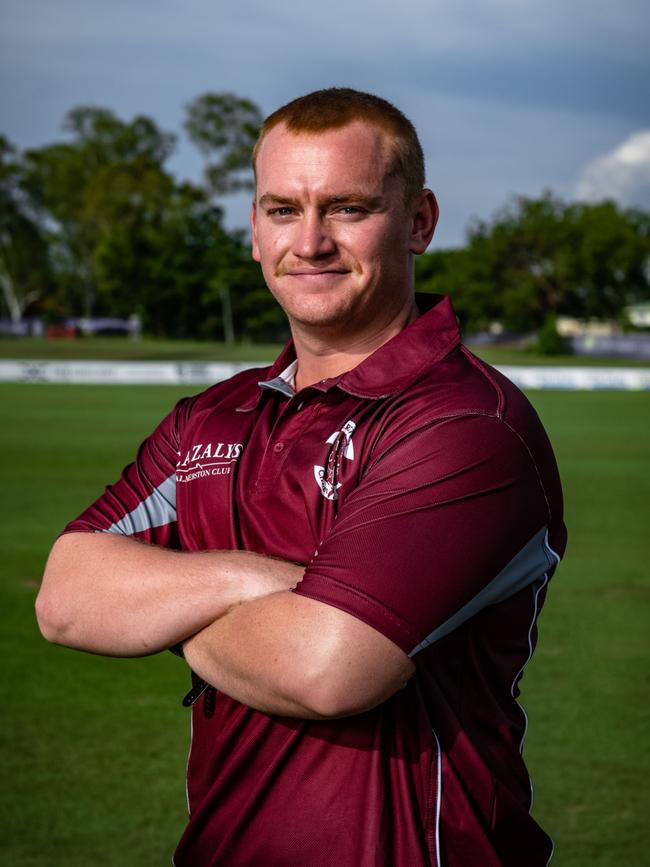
[536,315,571,356]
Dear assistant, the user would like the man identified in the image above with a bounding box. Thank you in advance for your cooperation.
[36,88,566,866]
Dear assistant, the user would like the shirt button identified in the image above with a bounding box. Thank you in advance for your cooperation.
[273,442,285,453]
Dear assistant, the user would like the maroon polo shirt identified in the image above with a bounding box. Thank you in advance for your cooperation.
[65,295,566,866]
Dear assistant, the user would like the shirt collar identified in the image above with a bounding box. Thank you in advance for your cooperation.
[335,294,460,398]
[238,294,460,410]
[237,342,298,411]
[257,358,297,398]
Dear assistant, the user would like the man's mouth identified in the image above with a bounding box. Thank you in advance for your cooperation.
[281,268,350,277]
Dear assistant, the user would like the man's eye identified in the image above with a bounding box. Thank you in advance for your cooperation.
[269,207,295,217]
[335,206,366,217]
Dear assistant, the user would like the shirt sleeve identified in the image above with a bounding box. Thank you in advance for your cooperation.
[294,413,560,655]
[62,397,192,549]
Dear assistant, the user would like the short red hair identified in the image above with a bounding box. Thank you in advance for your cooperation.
[253,88,425,203]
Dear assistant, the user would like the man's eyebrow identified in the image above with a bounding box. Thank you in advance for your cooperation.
[258,193,385,209]
[327,193,385,209]
[258,194,300,208]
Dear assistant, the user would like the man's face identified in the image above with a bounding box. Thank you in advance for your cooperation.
[251,120,428,337]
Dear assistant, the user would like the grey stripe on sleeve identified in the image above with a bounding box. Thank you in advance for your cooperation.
[409,525,557,657]
[105,473,177,536]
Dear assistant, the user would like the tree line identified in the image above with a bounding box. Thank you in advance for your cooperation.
[415,194,650,334]
[1,92,649,342]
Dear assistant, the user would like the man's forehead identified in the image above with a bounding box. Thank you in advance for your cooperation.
[255,120,395,193]
[258,120,391,165]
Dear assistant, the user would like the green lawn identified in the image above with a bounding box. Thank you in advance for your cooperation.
[521,392,649,866]
[1,384,648,866]
[1,334,649,367]
[0,336,280,362]
[1,385,195,866]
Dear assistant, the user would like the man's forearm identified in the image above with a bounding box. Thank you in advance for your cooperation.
[183,590,415,720]
[35,532,304,657]
[184,591,326,719]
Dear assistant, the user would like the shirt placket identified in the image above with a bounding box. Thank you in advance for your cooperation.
[252,392,320,493]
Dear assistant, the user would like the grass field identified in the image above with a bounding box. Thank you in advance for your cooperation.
[1,382,648,866]
[0,336,281,363]
[2,334,649,367]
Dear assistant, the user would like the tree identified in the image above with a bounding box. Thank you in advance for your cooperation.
[184,92,262,196]
[19,108,179,319]
[14,100,272,336]
[562,201,650,320]
[0,136,51,322]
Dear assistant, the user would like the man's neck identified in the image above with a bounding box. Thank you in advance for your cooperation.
[292,298,419,391]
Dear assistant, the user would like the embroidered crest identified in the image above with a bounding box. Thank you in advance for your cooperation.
[313,420,356,500]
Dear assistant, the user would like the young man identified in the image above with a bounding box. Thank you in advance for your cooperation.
[36,88,566,866]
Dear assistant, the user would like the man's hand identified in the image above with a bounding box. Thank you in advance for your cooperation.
[36,532,304,657]
[183,590,415,719]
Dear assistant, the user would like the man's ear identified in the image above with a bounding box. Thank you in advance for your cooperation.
[409,189,439,255]
[251,201,261,262]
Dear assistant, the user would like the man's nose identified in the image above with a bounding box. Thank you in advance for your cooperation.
[292,212,336,259]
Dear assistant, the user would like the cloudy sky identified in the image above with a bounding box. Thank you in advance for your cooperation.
[1,0,648,248]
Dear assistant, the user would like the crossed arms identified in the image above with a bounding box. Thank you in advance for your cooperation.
[36,532,415,719]
[36,411,546,721]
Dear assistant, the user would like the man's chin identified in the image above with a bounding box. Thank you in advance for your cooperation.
[288,309,353,331]
[273,291,358,331]
[281,297,365,332]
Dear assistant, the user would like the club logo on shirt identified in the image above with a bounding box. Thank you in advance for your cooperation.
[176,441,243,484]
[313,420,356,500]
